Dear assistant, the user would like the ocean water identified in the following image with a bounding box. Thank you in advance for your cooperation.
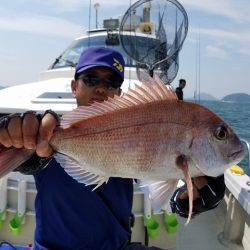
[199,100,250,175]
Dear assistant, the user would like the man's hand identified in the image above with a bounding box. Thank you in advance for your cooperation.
[0,112,58,157]
[170,175,225,218]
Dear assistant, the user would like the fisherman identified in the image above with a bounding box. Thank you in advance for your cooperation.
[0,47,225,250]
[175,79,186,100]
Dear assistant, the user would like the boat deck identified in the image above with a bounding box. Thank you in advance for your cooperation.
[131,193,244,250]
[0,173,246,250]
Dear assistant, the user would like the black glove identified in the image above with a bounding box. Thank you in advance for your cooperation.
[14,154,53,175]
[170,175,225,218]
[1,110,60,175]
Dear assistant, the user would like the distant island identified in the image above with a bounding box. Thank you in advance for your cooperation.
[187,92,219,101]
[222,93,250,103]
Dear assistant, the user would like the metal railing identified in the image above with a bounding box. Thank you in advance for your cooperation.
[240,138,250,172]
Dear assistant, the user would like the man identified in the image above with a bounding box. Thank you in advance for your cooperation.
[0,47,225,249]
[175,79,186,100]
[0,47,161,250]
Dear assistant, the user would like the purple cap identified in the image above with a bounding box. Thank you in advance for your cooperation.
[75,47,125,81]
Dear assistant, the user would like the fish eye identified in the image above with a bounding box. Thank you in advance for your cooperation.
[214,125,228,140]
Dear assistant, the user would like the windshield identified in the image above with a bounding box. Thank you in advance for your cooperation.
[50,35,159,69]
[50,35,138,69]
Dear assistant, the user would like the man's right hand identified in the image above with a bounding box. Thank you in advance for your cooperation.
[0,111,58,157]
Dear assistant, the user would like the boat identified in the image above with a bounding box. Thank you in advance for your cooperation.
[0,1,250,249]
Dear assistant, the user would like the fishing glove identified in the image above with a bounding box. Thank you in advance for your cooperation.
[0,110,60,175]
[170,175,225,218]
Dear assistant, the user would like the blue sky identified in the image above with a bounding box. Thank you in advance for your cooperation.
[0,0,249,99]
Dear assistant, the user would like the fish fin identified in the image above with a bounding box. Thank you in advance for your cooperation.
[176,154,194,225]
[139,179,178,212]
[61,76,177,128]
[0,145,33,178]
[54,153,108,189]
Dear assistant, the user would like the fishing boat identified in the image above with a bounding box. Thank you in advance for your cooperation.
[0,1,249,249]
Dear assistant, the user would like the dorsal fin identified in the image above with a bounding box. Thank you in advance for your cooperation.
[61,76,177,128]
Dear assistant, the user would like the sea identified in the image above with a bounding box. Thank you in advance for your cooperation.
[198,100,250,176]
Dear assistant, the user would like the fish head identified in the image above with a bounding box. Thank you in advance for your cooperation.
[189,106,245,177]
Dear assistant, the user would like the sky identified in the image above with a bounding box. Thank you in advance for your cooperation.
[0,0,249,99]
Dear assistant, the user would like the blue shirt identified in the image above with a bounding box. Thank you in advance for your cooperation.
[33,158,134,250]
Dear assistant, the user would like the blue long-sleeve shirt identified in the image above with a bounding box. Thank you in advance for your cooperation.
[33,158,133,250]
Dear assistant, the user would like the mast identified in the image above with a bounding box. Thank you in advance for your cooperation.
[94,3,100,29]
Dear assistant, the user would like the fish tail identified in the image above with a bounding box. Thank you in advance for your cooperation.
[0,144,33,178]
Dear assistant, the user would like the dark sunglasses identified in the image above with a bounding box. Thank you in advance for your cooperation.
[77,75,122,90]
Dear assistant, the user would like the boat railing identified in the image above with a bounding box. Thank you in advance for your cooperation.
[240,138,250,171]
[221,138,250,249]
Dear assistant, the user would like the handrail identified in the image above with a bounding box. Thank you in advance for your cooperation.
[240,138,250,171]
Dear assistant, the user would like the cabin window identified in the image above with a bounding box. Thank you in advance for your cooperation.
[50,35,144,69]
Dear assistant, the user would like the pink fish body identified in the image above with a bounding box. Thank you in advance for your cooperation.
[0,76,245,224]
[51,77,244,181]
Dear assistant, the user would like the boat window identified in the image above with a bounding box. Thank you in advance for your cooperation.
[50,35,156,69]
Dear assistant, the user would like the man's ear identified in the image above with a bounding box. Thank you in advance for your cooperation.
[71,80,77,98]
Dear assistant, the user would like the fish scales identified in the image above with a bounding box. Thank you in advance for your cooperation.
[50,100,214,179]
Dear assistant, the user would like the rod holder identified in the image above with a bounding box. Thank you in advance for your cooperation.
[0,176,8,230]
[143,195,151,219]
[143,195,159,238]
[9,180,27,236]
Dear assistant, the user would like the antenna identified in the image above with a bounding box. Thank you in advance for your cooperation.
[198,28,201,103]
[94,3,100,29]
[88,0,92,47]
[195,28,201,103]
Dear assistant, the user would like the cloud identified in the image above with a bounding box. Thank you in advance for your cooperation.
[189,27,250,58]
[0,14,83,38]
[238,49,250,56]
[205,45,228,60]
[21,0,83,11]
[21,0,134,11]
[190,27,250,44]
[180,0,250,23]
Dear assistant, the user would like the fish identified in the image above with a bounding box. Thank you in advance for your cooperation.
[0,76,245,224]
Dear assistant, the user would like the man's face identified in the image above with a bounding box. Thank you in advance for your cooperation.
[71,67,122,106]
[180,82,186,89]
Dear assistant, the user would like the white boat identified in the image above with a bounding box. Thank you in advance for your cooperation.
[0,3,250,250]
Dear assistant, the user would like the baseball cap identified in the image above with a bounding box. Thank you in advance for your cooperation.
[75,47,125,82]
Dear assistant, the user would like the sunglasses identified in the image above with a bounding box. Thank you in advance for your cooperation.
[77,75,122,90]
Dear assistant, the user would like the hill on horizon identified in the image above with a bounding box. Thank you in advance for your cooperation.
[187,92,219,101]
[222,93,250,103]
